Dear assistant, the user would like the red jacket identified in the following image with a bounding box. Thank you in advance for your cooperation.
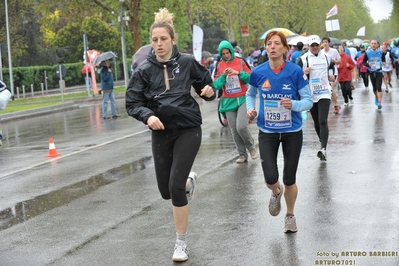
[337,53,354,82]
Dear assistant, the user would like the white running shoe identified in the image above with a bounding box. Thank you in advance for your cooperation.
[250,149,258,160]
[186,172,197,204]
[236,155,247,163]
[172,240,189,262]
[269,182,284,216]
[284,215,298,233]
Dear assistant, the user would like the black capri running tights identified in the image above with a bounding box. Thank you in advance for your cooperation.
[258,130,303,186]
[151,126,201,207]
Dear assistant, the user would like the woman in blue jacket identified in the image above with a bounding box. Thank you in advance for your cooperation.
[247,31,313,234]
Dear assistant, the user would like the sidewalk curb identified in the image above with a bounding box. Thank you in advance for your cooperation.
[0,93,125,123]
[1,102,79,123]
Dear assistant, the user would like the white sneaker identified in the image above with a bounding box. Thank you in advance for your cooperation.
[365,87,369,91]
[250,149,258,160]
[172,240,189,262]
[284,215,298,233]
[186,172,197,204]
[269,182,284,216]
[350,99,354,104]
[343,103,348,106]
[236,155,247,163]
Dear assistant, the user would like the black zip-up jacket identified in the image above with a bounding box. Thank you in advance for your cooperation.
[126,45,215,130]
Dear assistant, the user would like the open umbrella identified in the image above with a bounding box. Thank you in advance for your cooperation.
[288,35,309,46]
[260,28,297,40]
[351,38,363,47]
[328,37,341,47]
[91,51,118,66]
[202,51,212,57]
[132,44,152,69]
[251,50,261,57]
[361,42,370,49]
[346,40,354,47]
[389,37,399,47]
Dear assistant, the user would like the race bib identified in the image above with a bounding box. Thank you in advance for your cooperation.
[371,59,379,70]
[263,100,292,129]
[225,75,242,94]
[310,77,329,95]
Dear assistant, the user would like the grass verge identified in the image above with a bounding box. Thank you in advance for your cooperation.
[1,87,125,114]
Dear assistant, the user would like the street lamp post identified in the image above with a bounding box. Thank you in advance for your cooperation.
[119,0,129,88]
[5,0,14,100]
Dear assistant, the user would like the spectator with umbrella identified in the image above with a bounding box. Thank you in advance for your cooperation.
[92,50,121,118]
[99,59,121,119]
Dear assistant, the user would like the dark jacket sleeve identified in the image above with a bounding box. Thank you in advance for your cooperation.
[190,59,216,101]
[125,69,155,125]
[362,53,369,67]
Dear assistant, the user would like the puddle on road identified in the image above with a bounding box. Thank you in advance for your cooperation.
[0,156,152,231]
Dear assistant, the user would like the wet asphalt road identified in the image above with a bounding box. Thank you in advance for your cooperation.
[0,80,399,266]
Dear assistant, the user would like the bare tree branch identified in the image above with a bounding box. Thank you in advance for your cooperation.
[92,0,118,16]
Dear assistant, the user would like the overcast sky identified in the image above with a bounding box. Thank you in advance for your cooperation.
[367,0,393,22]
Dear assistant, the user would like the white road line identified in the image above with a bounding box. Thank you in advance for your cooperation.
[0,129,149,179]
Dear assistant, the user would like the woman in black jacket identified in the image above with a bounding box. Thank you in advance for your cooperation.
[125,8,215,263]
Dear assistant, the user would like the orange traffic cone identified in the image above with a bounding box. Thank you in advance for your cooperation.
[45,138,61,157]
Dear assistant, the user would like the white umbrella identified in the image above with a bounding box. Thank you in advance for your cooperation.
[288,36,309,46]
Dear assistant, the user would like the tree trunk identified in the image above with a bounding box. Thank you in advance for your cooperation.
[128,0,142,54]
[185,0,194,33]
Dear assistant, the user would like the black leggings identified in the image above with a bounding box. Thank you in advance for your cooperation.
[258,130,303,186]
[360,71,369,87]
[394,61,399,78]
[369,72,383,92]
[339,81,353,103]
[152,126,201,207]
[310,99,330,149]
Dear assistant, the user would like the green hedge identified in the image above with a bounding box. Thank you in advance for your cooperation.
[1,59,132,92]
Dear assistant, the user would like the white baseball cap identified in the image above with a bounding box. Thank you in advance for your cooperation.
[308,35,321,45]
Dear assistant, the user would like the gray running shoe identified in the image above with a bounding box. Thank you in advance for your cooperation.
[172,240,189,262]
[186,172,197,204]
[269,182,284,216]
[284,215,298,233]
